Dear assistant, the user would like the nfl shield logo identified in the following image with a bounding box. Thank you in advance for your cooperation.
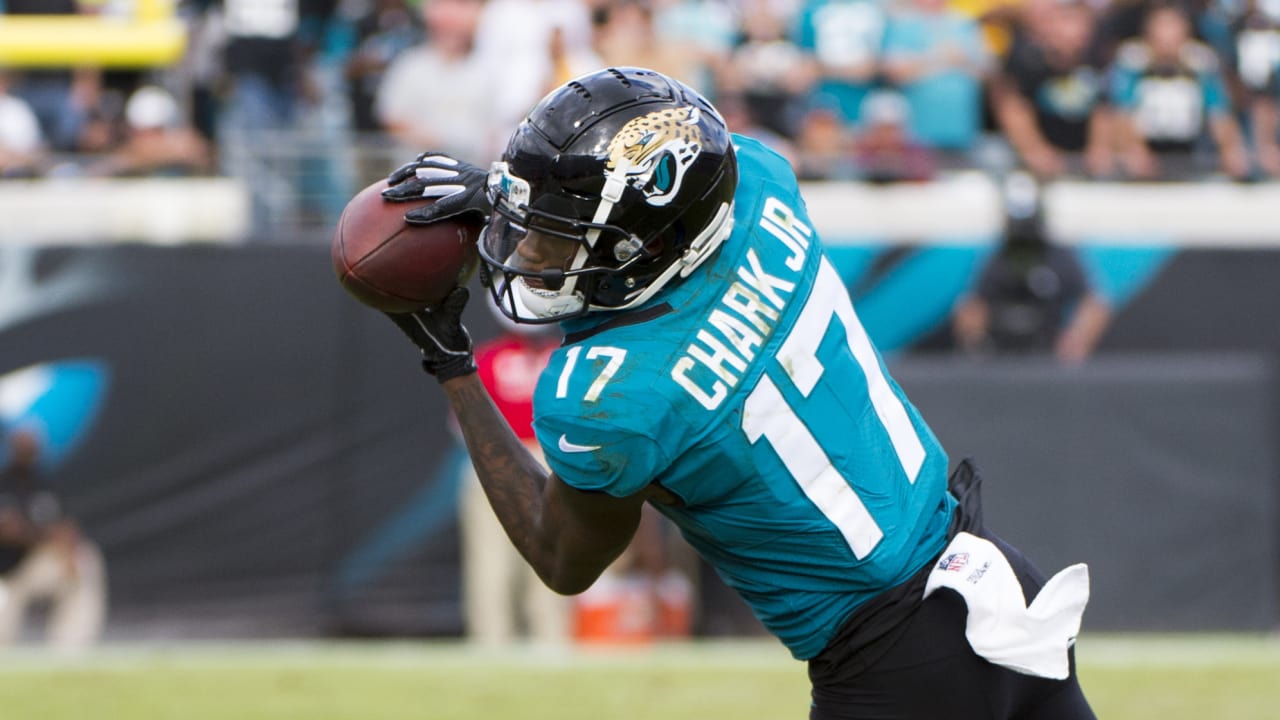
[938,553,970,572]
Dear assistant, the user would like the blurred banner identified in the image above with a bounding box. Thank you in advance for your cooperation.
[0,243,473,638]
[0,242,1275,639]
[898,356,1277,632]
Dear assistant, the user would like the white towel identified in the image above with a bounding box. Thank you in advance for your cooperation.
[924,532,1090,680]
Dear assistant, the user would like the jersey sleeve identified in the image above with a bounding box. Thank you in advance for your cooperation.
[1108,42,1147,110]
[1200,67,1231,115]
[1180,42,1230,116]
[534,412,670,498]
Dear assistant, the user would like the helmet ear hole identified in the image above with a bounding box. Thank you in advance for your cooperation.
[643,231,670,260]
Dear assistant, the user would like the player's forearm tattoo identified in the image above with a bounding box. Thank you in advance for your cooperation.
[443,376,549,562]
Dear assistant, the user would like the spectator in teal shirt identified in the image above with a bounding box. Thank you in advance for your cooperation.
[794,0,888,126]
[1236,0,1280,177]
[881,0,989,155]
[1108,1,1250,179]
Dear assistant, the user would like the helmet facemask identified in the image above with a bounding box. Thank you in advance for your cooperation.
[480,162,660,324]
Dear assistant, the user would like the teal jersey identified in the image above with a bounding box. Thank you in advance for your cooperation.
[533,136,955,660]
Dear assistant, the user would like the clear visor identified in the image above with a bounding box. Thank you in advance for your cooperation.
[481,161,645,282]
[484,162,587,283]
[479,161,654,323]
[481,216,584,291]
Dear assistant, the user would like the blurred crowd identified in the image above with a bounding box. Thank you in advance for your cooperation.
[0,0,1278,184]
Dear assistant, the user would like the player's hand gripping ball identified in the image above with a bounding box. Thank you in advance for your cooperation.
[331,179,482,313]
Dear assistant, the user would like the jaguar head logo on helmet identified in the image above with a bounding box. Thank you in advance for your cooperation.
[604,105,704,208]
[477,67,739,324]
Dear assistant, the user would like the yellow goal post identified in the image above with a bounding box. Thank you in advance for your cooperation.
[0,0,186,68]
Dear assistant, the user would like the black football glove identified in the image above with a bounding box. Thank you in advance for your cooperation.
[382,152,491,226]
[384,287,477,383]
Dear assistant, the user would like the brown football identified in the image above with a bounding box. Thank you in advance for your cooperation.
[331,179,482,313]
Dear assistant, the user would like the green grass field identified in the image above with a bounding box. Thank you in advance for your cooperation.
[1,635,1277,719]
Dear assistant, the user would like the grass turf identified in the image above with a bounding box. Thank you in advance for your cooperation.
[0,635,1277,719]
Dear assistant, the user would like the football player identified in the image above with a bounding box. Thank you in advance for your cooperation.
[379,67,1096,719]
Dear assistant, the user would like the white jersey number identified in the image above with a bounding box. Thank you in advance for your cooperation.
[556,346,627,403]
[742,259,925,559]
[1134,77,1204,142]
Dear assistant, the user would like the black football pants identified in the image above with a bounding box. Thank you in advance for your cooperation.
[809,534,1096,720]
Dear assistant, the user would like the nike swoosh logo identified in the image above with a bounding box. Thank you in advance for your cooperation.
[558,435,601,453]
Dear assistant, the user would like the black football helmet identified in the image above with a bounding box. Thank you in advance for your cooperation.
[479,67,739,323]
